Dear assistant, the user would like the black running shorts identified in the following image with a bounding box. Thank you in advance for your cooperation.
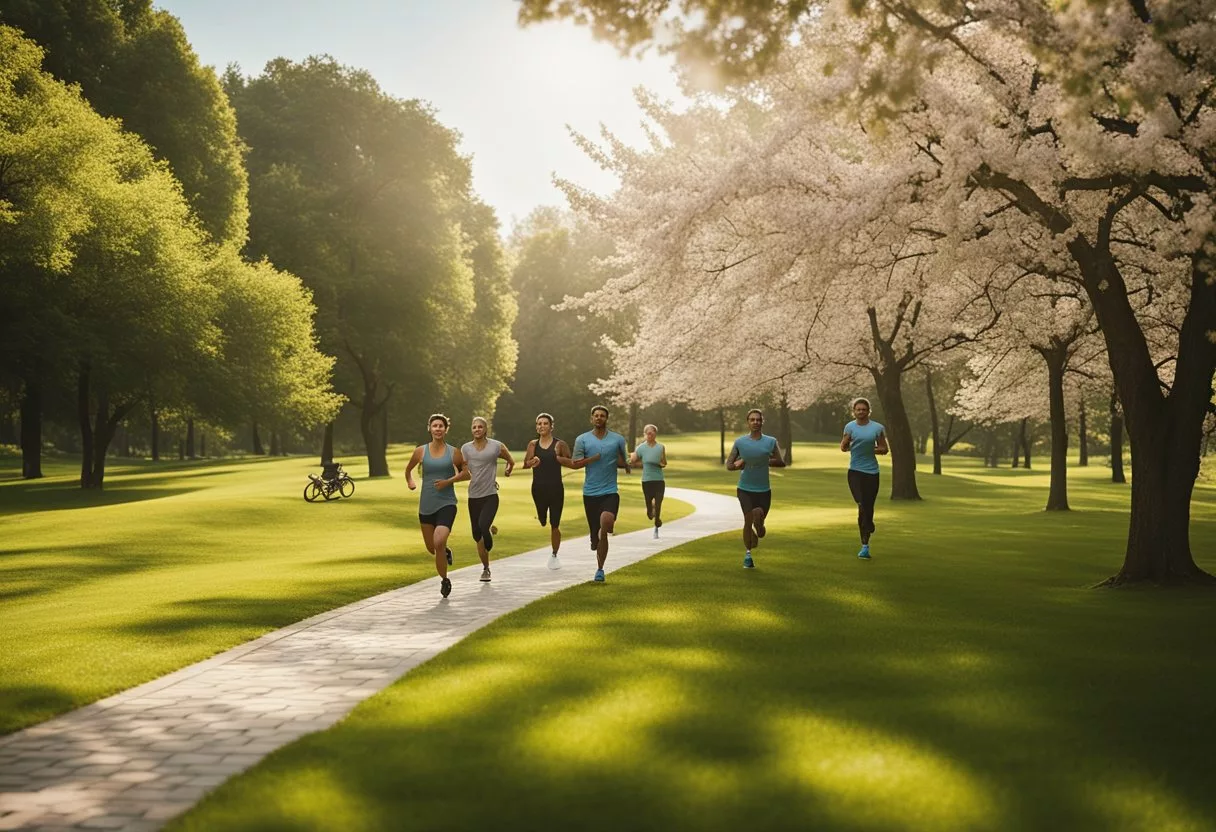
[532,481,564,528]
[418,504,457,529]
[736,488,772,517]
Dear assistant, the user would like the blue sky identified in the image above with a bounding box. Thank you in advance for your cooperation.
[157,0,684,229]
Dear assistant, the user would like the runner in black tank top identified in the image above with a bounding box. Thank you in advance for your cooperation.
[525,412,573,569]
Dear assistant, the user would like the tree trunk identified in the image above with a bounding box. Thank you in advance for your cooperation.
[19,375,43,479]
[1078,400,1089,467]
[178,436,185,461]
[1041,346,1070,511]
[186,418,196,459]
[1010,423,1020,468]
[871,364,921,500]
[719,408,726,464]
[269,430,281,457]
[381,406,389,455]
[78,365,94,487]
[778,393,792,465]
[1020,418,1032,469]
[149,399,160,462]
[1069,236,1215,585]
[1110,392,1126,484]
[77,366,129,489]
[321,422,335,465]
[926,369,942,475]
[360,399,389,477]
[627,402,639,452]
[252,421,265,455]
[200,432,207,458]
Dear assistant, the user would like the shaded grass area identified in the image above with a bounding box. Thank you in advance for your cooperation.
[173,437,1216,832]
[0,449,688,733]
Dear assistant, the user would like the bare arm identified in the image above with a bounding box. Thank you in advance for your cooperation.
[568,453,601,470]
[619,447,631,474]
[499,442,515,476]
[726,444,744,471]
[769,443,787,468]
[628,449,641,466]
[524,440,539,468]
[875,432,889,455]
[840,431,852,452]
[660,446,667,468]
[404,447,423,490]
[555,440,576,468]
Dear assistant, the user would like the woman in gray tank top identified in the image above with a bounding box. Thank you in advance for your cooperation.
[404,414,465,598]
[455,416,515,583]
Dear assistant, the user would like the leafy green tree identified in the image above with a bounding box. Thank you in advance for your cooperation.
[200,251,344,440]
[0,0,248,244]
[225,57,505,475]
[0,26,124,478]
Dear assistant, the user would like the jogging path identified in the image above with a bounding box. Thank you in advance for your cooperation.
[0,487,737,831]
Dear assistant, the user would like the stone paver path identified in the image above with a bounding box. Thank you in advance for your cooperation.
[0,487,737,831]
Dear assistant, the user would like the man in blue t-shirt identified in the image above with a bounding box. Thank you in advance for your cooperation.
[841,396,888,560]
[573,405,630,582]
[726,408,787,569]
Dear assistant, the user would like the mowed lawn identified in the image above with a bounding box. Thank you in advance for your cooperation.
[170,437,1216,832]
[0,447,689,734]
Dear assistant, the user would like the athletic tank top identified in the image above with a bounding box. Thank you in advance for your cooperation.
[531,437,563,487]
[419,443,457,514]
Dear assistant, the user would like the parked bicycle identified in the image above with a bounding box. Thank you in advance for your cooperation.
[304,461,355,502]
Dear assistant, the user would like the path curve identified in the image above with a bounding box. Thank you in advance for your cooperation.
[0,486,738,831]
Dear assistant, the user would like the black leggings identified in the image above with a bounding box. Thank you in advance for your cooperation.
[642,480,665,526]
[468,494,500,552]
[847,470,879,542]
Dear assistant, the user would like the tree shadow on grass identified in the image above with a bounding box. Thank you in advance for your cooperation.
[0,541,192,602]
[0,684,81,736]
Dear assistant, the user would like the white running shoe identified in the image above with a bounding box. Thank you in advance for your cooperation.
[547,553,562,570]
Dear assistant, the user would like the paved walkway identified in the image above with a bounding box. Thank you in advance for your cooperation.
[0,487,737,831]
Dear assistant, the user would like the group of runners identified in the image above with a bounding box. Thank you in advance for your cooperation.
[404,399,887,598]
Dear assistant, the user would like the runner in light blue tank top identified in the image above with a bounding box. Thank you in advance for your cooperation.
[725,408,786,569]
[404,414,466,599]
[629,424,668,538]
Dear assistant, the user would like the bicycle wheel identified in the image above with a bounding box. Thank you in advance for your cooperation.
[304,481,323,502]
[339,477,355,498]
[322,483,338,501]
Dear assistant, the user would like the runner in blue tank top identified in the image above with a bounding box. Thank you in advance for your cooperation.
[840,397,888,560]
[726,408,787,569]
[572,405,630,583]
[404,414,466,598]
[629,424,668,539]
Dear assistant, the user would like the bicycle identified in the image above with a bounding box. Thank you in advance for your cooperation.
[304,462,355,502]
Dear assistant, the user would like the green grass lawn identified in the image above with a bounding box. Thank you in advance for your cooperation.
[0,447,689,734]
[166,436,1216,832]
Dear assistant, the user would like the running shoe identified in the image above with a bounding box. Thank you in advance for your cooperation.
[653,527,660,539]
[445,547,453,566]
[547,553,562,570]
[594,568,606,582]
[743,554,755,569]
[440,577,452,597]
[858,545,871,560]
[590,539,598,551]
[480,568,492,582]
[656,517,663,528]
[490,525,498,535]
[755,518,767,538]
